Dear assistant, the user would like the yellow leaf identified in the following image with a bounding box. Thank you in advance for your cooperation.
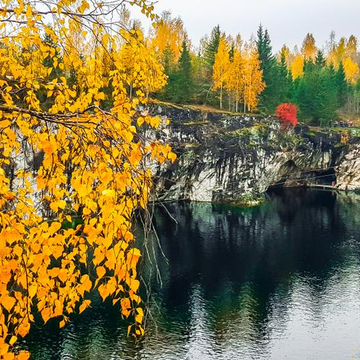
[81,275,92,292]
[79,299,91,314]
[137,117,144,126]
[112,298,121,305]
[50,202,59,212]
[135,307,144,323]
[1,120,11,127]
[0,343,9,356]
[79,303,86,314]
[48,222,61,236]
[17,352,30,360]
[96,266,106,279]
[3,353,15,360]
[126,278,140,293]
[57,200,66,209]
[168,152,177,163]
[58,270,67,283]
[41,307,51,323]
[129,290,141,304]
[48,267,60,278]
[2,295,16,312]
[94,92,105,101]
[9,336,17,346]
[150,117,160,128]
[102,189,115,197]
[28,285,37,298]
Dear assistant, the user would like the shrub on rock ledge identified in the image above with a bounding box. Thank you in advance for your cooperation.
[276,103,298,130]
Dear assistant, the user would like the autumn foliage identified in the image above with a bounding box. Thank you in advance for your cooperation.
[213,37,265,111]
[276,103,298,129]
[0,0,176,359]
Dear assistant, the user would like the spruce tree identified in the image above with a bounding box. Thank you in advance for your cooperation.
[315,50,326,68]
[297,68,320,123]
[229,42,235,61]
[156,45,177,101]
[256,25,280,113]
[204,25,221,75]
[336,61,349,107]
[296,60,339,125]
[175,41,194,103]
[201,25,221,105]
[277,53,292,103]
[318,65,339,125]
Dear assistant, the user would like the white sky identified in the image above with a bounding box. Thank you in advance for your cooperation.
[131,0,360,52]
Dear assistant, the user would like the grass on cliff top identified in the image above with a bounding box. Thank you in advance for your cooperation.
[337,110,360,125]
[149,99,263,117]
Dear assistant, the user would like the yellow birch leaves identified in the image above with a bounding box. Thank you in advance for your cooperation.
[213,38,265,112]
[241,44,265,112]
[291,54,305,80]
[213,37,230,109]
[0,0,176,359]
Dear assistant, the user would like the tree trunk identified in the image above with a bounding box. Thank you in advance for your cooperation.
[220,85,223,109]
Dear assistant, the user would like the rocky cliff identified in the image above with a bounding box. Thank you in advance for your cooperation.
[149,103,360,204]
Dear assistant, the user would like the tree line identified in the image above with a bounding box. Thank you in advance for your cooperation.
[7,9,358,125]
[151,12,360,125]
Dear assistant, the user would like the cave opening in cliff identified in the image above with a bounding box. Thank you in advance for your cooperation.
[310,168,337,186]
[267,163,337,190]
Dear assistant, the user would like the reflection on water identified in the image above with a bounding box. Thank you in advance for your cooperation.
[22,189,360,359]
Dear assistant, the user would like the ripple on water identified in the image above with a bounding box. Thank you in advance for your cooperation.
[22,190,360,360]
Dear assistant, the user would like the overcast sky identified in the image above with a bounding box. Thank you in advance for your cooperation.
[132,0,360,52]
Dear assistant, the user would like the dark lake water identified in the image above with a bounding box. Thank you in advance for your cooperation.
[22,189,360,359]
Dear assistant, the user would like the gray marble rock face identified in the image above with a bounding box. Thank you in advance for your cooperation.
[7,105,360,212]
[336,144,360,190]
[149,105,359,203]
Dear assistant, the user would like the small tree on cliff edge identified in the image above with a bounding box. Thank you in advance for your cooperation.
[276,103,298,130]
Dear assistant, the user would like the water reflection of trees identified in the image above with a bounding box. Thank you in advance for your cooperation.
[151,190,360,356]
[24,190,360,359]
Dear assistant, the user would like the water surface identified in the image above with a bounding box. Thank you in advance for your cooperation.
[23,189,360,359]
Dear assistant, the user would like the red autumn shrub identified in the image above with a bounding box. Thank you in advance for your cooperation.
[276,103,298,130]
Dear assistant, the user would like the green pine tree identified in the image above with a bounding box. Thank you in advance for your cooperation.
[296,60,339,125]
[336,61,349,107]
[315,50,326,68]
[277,53,292,103]
[204,25,221,74]
[256,25,280,114]
[229,42,235,61]
[201,25,222,105]
[174,41,194,103]
[155,45,177,102]
[295,60,321,123]
[318,65,339,125]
